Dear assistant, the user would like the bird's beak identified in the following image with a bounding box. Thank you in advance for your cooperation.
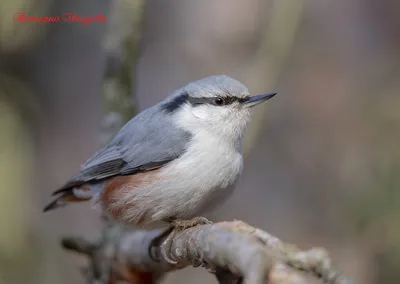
[242,92,277,108]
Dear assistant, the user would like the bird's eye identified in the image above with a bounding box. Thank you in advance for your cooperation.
[214,97,225,106]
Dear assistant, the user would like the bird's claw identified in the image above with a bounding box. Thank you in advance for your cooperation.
[160,216,213,264]
[160,230,179,264]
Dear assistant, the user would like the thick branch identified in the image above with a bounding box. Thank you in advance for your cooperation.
[62,220,353,284]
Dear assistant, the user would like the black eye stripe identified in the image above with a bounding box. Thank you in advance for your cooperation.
[188,96,249,106]
[161,92,251,113]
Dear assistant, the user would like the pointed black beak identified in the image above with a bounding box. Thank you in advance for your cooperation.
[242,92,277,108]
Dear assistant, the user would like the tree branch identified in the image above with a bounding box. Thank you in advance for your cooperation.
[62,220,353,284]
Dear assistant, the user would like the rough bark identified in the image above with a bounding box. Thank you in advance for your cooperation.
[62,220,353,284]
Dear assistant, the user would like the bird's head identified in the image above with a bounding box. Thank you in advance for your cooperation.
[161,75,277,142]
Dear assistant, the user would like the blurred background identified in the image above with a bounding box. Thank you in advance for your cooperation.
[0,0,399,283]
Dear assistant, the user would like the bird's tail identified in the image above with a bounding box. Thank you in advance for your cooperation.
[43,188,92,212]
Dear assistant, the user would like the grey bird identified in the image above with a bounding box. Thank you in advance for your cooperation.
[44,75,276,233]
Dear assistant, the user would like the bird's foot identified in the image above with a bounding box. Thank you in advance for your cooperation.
[160,216,213,264]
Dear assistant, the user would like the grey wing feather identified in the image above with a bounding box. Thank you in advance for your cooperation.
[53,106,192,195]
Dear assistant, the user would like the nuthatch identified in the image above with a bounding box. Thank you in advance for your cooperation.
[44,75,276,230]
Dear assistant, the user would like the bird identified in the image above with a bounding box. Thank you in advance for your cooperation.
[44,75,276,236]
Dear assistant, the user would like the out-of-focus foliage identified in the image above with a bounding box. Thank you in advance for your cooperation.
[0,0,49,52]
[0,0,43,280]
[350,89,400,283]
[0,0,110,283]
[0,75,37,283]
[351,165,400,283]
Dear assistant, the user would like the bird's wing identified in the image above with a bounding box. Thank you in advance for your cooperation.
[53,108,192,195]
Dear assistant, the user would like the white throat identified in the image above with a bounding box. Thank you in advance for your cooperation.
[174,103,251,146]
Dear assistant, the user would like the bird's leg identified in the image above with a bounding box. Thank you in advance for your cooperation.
[159,216,213,264]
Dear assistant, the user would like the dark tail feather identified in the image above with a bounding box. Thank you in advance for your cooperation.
[44,188,92,212]
[43,194,69,212]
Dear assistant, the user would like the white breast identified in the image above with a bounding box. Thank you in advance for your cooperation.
[112,128,243,224]
[154,129,243,219]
